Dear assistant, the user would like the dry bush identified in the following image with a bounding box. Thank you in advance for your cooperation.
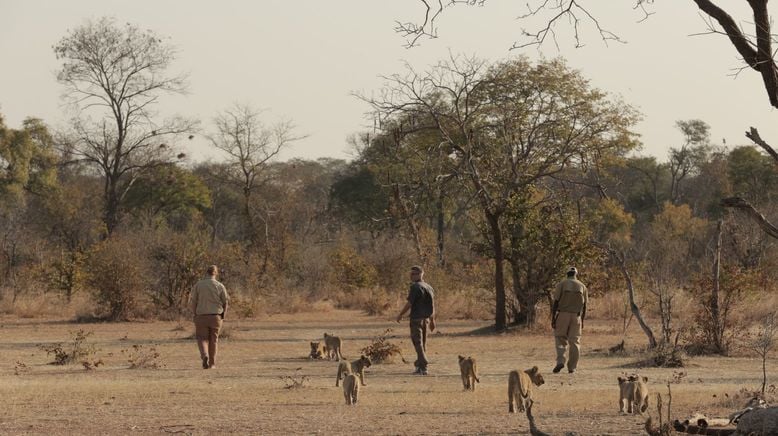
[122,344,164,369]
[329,244,379,291]
[148,226,208,315]
[4,292,66,318]
[361,328,406,364]
[219,325,235,340]
[14,361,29,375]
[86,236,150,321]
[38,329,97,365]
[437,287,492,320]
[686,266,755,355]
[229,294,264,318]
[712,386,777,410]
[591,290,629,321]
[279,370,310,389]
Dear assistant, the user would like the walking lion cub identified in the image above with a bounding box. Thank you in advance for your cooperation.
[342,373,360,405]
[458,355,480,391]
[508,366,545,413]
[323,333,343,361]
[618,375,649,414]
[335,355,372,387]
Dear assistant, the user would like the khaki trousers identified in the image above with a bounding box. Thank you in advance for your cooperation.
[194,314,223,366]
[410,318,429,370]
[554,311,582,371]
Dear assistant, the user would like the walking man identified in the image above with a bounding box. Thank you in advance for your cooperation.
[396,265,436,375]
[551,266,588,374]
[190,265,229,369]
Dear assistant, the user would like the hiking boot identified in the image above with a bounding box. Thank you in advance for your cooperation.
[202,357,209,369]
[419,368,428,376]
[552,363,564,373]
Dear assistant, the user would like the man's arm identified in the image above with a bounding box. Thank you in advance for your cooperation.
[189,286,199,315]
[429,297,436,331]
[396,301,412,323]
[551,300,559,329]
[220,286,229,319]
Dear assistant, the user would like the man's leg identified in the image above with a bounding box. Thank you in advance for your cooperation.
[554,312,572,372]
[421,318,428,352]
[207,315,223,368]
[410,318,429,372]
[194,316,209,368]
[567,315,582,372]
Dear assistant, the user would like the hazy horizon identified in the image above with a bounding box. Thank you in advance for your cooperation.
[1,1,776,164]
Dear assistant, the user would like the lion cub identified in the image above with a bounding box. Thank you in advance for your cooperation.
[342,373,360,405]
[323,333,343,361]
[618,375,649,414]
[309,341,326,359]
[508,366,545,413]
[336,355,372,387]
[458,355,480,391]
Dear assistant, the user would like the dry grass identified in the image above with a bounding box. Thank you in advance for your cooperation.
[1,310,775,435]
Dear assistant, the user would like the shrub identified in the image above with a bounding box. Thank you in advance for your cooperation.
[86,236,149,321]
[123,344,164,369]
[149,227,208,314]
[361,328,406,364]
[38,329,97,365]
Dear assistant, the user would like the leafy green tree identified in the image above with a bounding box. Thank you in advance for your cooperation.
[669,120,712,205]
[330,164,391,235]
[728,146,777,205]
[363,55,639,330]
[501,190,598,326]
[0,115,58,293]
[123,165,211,228]
[0,115,57,201]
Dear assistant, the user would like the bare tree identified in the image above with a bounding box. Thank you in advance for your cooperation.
[399,2,777,109]
[54,17,196,235]
[208,104,304,266]
[749,311,777,396]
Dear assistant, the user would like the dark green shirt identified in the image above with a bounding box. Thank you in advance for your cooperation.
[407,281,435,319]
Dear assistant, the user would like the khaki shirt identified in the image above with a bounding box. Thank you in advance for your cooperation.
[553,278,588,314]
[190,277,229,316]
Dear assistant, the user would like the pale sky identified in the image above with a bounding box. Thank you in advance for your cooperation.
[1,1,776,163]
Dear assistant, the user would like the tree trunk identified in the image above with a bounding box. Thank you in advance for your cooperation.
[104,182,121,236]
[593,241,657,349]
[509,259,539,326]
[487,212,507,331]
[711,218,723,352]
[436,190,445,266]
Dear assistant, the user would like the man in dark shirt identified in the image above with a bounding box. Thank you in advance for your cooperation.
[396,265,436,375]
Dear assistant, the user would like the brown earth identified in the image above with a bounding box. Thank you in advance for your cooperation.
[0,310,773,435]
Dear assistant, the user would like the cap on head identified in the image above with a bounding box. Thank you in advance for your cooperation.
[207,265,218,276]
[410,265,424,274]
[567,267,577,277]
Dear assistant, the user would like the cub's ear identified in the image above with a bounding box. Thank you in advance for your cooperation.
[458,355,464,361]
[618,377,625,384]
[310,342,315,346]
[642,376,648,383]
[530,366,538,373]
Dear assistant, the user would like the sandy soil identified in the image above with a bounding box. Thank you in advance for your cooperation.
[0,310,772,435]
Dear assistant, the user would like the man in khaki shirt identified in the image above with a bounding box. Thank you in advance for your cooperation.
[190,265,229,369]
[551,267,588,374]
